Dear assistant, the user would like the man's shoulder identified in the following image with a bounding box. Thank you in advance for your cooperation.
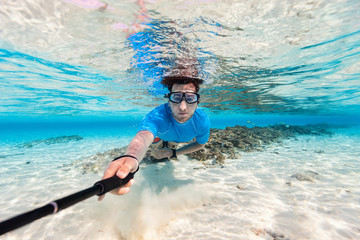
[194,107,209,119]
[193,108,210,127]
[146,104,170,119]
[139,104,169,133]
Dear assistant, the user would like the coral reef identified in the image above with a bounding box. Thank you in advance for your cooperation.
[70,124,333,174]
[16,135,83,148]
[188,124,332,165]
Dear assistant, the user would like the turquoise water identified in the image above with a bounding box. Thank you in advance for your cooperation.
[1,0,360,239]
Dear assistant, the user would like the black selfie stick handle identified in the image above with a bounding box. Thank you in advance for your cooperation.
[94,173,134,196]
[0,173,134,235]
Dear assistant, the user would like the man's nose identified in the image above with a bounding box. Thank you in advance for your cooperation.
[179,99,187,111]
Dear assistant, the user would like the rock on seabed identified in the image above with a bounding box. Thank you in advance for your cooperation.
[71,124,333,174]
[16,135,83,148]
[188,124,332,165]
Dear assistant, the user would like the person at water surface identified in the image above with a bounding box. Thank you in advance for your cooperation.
[99,61,210,200]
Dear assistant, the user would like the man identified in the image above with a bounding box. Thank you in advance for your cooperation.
[99,63,210,200]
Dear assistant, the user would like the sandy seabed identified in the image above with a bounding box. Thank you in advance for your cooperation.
[1,126,359,240]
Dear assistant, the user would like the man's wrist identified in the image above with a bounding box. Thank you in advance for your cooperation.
[112,155,138,162]
[170,149,177,159]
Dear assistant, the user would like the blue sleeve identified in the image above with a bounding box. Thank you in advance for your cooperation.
[196,112,211,144]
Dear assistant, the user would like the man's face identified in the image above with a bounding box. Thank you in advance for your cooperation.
[169,83,198,123]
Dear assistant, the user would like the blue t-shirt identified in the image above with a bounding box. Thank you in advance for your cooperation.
[138,103,210,144]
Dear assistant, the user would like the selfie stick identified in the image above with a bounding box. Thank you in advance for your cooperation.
[0,173,134,235]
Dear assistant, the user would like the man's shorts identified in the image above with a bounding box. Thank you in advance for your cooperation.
[149,137,179,161]
[152,137,179,149]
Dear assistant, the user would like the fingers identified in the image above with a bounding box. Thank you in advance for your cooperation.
[114,178,135,195]
[98,179,135,201]
[102,163,118,180]
[99,157,138,200]
[102,157,137,180]
[98,194,105,201]
[116,161,132,179]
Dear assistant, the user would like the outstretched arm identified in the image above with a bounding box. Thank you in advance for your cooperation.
[99,131,154,200]
[177,141,205,155]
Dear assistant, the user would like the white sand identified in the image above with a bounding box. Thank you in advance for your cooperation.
[1,127,359,240]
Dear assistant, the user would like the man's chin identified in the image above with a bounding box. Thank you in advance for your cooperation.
[175,115,190,123]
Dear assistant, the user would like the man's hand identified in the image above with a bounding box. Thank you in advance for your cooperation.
[150,147,173,159]
[98,156,138,201]
[97,131,154,201]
